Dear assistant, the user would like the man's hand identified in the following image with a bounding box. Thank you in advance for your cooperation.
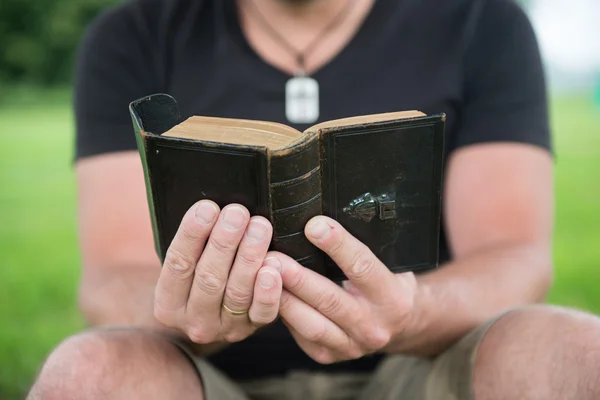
[271,216,420,364]
[154,200,282,344]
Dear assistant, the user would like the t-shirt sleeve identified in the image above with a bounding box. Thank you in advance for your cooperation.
[73,3,159,160]
[453,0,551,153]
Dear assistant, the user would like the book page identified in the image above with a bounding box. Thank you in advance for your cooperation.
[306,110,426,133]
[164,116,302,149]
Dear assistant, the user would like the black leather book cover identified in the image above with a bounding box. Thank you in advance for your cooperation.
[130,94,445,281]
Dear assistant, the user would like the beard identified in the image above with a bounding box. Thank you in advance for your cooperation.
[278,0,319,3]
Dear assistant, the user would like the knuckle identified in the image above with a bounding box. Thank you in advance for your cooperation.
[208,235,238,256]
[224,283,253,308]
[254,290,280,309]
[349,250,377,281]
[163,248,196,278]
[194,269,225,296]
[187,327,215,344]
[223,330,250,344]
[153,303,175,326]
[279,292,292,312]
[306,324,328,343]
[286,268,306,293]
[360,325,391,350]
[312,348,336,365]
[249,309,277,325]
[314,291,343,316]
[181,222,204,243]
[235,249,263,266]
[346,344,365,360]
[249,295,280,325]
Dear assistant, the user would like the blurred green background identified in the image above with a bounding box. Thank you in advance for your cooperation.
[0,0,599,399]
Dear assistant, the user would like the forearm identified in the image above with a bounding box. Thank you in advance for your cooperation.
[388,243,553,357]
[78,264,226,356]
[78,264,159,328]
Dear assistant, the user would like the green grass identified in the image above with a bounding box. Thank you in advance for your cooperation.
[0,88,599,399]
[0,89,84,399]
[547,94,600,310]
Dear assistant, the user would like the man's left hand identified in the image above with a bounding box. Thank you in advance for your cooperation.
[265,216,421,364]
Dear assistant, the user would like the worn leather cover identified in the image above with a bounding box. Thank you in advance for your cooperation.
[130,94,445,281]
[317,117,445,280]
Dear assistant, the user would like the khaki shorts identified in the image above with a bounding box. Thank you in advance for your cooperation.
[176,314,504,400]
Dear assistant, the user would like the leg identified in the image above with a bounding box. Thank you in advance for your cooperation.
[359,305,600,400]
[28,328,213,400]
[474,305,600,400]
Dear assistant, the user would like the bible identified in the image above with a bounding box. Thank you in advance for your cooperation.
[130,94,445,281]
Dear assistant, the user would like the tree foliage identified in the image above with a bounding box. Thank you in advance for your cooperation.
[0,0,119,85]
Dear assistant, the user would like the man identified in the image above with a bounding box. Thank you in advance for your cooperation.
[27,0,600,399]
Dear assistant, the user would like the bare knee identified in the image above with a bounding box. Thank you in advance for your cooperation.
[474,305,600,400]
[31,329,144,395]
[27,328,203,400]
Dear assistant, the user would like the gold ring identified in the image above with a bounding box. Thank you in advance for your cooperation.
[222,304,249,316]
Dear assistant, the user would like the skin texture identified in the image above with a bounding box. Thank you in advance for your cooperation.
[25,0,600,399]
[472,305,600,400]
[27,329,205,400]
[265,144,554,363]
[237,0,376,75]
[154,201,282,344]
[28,138,600,400]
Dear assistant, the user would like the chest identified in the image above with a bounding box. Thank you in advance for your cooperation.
[172,60,460,137]
[165,9,465,150]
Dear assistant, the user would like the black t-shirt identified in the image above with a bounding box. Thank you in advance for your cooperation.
[74,0,551,380]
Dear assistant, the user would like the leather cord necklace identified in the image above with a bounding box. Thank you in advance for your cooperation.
[245,0,358,124]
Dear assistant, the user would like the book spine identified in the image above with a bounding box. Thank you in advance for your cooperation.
[269,134,325,275]
[129,94,181,263]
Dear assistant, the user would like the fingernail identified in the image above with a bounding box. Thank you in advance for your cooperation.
[307,218,331,240]
[195,201,218,224]
[222,206,246,230]
[263,257,282,274]
[246,220,267,242]
[259,270,276,289]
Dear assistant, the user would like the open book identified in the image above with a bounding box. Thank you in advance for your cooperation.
[130,94,446,281]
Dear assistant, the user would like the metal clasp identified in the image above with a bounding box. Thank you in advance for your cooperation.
[342,192,397,222]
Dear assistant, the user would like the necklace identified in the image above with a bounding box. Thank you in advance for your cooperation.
[246,0,358,124]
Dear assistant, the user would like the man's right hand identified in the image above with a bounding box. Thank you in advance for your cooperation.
[153,200,282,344]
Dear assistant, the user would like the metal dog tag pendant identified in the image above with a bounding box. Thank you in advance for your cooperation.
[285,76,319,124]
